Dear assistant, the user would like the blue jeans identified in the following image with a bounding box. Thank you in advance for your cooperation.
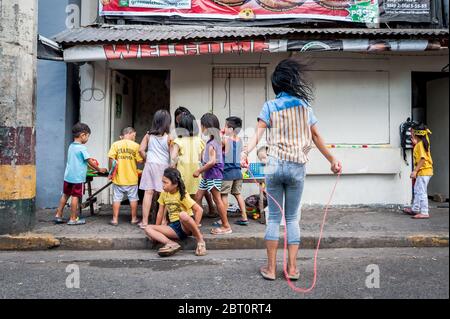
[264,156,305,245]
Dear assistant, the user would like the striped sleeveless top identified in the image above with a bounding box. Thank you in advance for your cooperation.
[257,92,318,164]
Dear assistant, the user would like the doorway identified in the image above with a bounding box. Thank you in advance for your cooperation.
[111,70,170,142]
[110,70,171,205]
[411,72,449,202]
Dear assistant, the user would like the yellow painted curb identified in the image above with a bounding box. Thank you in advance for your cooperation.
[408,235,449,247]
[0,233,60,250]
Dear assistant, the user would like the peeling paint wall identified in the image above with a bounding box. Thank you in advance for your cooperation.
[0,0,38,234]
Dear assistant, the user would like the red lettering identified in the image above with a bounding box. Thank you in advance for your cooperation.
[209,42,222,54]
[184,43,200,55]
[141,44,160,58]
[253,40,270,53]
[198,43,211,55]
[104,44,139,60]
[223,42,241,54]
[159,44,169,57]
[222,41,253,54]
[175,44,185,56]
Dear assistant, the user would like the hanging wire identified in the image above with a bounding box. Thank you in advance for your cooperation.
[223,73,231,112]
[81,63,105,102]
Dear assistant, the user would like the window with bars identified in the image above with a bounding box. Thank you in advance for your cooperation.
[213,67,267,79]
[212,66,268,159]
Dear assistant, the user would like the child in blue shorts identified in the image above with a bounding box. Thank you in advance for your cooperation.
[144,168,206,257]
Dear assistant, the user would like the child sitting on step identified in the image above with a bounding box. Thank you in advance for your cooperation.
[144,168,206,257]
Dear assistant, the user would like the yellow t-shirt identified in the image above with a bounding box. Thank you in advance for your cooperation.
[158,191,196,223]
[413,141,433,176]
[108,139,143,185]
[173,136,205,194]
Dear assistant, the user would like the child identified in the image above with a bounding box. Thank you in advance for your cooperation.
[241,58,341,281]
[54,123,107,225]
[138,110,172,228]
[404,125,434,219]
[173,108,217,217]
[171,113,205,204]
[221,116,248,226]
[108,127,144,226]
[144,168,206,257]
[194,113,232,235]
[174,106,191,129]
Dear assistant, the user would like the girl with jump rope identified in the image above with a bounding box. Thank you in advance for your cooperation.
[241,59,342,291]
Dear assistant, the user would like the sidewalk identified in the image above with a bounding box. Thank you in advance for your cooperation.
[1,203,448,251]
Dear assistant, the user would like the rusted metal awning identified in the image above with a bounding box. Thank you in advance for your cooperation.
[52,25,449,63]
[53,25,449,46]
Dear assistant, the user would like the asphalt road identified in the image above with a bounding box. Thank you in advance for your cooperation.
[0,248,448,299]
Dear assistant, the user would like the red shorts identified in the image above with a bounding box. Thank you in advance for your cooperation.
[63,181,84,198]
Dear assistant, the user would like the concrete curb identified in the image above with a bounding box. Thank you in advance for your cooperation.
[2,233,447,251]
[0,233,60,250]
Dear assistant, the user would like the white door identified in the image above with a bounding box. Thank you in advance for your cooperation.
[111,71,134,141]
[212,67,267,200]
[212,66,267,163]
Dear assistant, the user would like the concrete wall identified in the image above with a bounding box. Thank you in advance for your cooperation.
[427,77,449,198]
[36,0,80,208]
[79,51,449,206]
[0,0,38,234]
[36,0,67,208]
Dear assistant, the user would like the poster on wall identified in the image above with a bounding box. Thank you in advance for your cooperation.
[99,0,379,23]
[379,0,431,22]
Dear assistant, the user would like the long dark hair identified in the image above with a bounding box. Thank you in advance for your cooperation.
[149,109,171,136]
[271,58,314,104]
[417,135,430,153]
[414,124,431,152]
[163,167,186,201]
[174,106,191,128]
[200,113,221,142]
[177,113,198,138]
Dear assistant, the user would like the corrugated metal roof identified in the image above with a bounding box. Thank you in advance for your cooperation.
[53,24,449,46]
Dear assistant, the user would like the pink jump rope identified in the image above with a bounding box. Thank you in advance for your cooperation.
[244,158,342,293]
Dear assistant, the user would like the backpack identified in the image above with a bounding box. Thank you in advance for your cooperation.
[399,118,418,165]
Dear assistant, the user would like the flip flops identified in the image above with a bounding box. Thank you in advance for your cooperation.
[138,223,149,229]
[411,214,430,219]
[403,207,419,216]
[212,220,222,227]
[195,242,207,256]
[260,266,276,281]
[67,218,86,226]
[285,269,300,281]
[158,242,182,257]
[234,219,249,226]
[210,227,233,235]
[53,217,66,224]
[109,220,119,226]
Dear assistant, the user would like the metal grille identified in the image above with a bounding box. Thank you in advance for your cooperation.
[213,67,266,79]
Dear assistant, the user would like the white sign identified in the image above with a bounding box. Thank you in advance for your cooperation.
[129,0,191,9]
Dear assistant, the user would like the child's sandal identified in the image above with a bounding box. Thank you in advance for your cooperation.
[195,242,207,256]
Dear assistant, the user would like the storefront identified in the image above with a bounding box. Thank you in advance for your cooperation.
[48,1,449,207]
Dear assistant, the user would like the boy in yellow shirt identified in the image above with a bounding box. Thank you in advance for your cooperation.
[108,127,144,225]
